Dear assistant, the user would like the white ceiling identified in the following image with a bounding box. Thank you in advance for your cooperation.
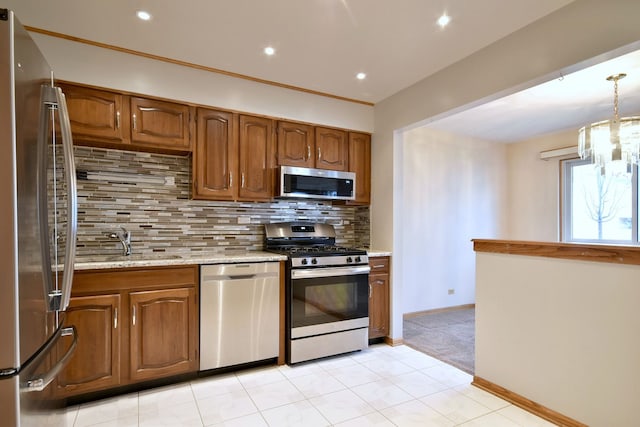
[5,0,573,104]
[5,0,640,142]
[426,48,640,142]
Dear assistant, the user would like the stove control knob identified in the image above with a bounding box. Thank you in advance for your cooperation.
[355,256,361,263]
[301,258,308,265]
[346,256,353,263]
[311,258,318,265]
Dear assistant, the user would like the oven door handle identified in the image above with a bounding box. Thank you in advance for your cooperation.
[291,265,370,279]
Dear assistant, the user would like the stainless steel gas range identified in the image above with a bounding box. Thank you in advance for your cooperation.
[265,222,370,364]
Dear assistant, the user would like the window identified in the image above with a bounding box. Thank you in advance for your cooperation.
[562,158,638,244]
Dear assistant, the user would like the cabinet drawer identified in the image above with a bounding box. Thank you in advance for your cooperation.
[369,257,389,273]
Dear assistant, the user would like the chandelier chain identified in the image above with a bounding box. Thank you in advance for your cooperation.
[613,77,619,122]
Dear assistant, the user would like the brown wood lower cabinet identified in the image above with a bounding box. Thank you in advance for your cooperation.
[368,256,390,340]
[55,266,198,398]
[129,288,197,382]
[56,294,121,395]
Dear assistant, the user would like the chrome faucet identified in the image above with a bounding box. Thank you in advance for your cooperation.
[107,227,132,256]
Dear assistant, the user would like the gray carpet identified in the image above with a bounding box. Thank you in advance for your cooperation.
[402,307,475,375]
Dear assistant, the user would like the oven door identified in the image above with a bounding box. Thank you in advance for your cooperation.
[290,265,370,338]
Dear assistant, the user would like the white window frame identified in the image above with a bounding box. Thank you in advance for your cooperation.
[561,157,639,245]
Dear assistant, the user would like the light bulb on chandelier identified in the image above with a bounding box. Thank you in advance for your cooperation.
[578,73,640,175]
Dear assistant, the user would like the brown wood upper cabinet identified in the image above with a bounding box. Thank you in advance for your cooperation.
[348,132,371,205]
[60,83,192,154]
[60,84,128,144]
[194,109,274,201]
[277,121,315,168]
[315,126,348,171]
[277,122,348,171]
[193,108,237,200]
[238,114,275,200]
[130,97,191,151]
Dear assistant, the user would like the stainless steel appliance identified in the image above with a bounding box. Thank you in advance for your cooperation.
[265,222,369,364]
[200,262,280,370]
[0,9,78,426]
[278,166,356,201]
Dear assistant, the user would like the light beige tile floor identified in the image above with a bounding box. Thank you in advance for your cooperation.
[65,344,556,426]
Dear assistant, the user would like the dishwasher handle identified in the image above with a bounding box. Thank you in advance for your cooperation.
[227,274,256,280]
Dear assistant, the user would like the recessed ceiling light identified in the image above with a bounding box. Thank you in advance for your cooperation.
[437,13,450,28]
[356,72,366,80]
[264,46,275,56]
[136,10,152,21]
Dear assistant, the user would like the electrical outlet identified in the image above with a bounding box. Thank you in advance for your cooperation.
[448,289,455,295]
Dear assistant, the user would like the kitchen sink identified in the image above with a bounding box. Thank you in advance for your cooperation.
[80,253,185,263]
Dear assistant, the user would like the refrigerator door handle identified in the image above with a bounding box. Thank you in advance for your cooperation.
[38,85,56,311]
[38,84,77,312]
[54,86,77,312]
[21,326,77,393]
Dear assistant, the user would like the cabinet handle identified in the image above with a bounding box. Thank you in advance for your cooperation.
[306,145,311,161]
[375,280,384,285]
[241,173,245,188]
[116,111,120,129]
[114,307,118,329]
[373,264,385,269]
[317,147,322,160]
[369,284,372,298]
[132,305,136,326]
[229,172,233,189]
[132,113,137,130]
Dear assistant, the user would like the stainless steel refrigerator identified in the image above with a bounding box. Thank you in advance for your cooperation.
[0,8,78,426]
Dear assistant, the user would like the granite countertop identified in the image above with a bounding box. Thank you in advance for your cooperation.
[74,250,287,270]
[74,249,391,270]
[367,250,392,257]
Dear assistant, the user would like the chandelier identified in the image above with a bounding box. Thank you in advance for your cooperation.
[578,73,640,175]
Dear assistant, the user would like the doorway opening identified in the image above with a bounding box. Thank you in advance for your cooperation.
[402,305,475,375]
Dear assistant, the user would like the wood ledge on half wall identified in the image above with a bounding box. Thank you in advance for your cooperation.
[472,239,640,266]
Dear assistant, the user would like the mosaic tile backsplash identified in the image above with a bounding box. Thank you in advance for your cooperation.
[73,147,370,258]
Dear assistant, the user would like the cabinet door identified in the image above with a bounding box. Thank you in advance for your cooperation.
[130,97,191,151]
[238,115,274,200]
[193,108,238,200]
[60,84,128,144]
[348,132,371,204]
[368,273,389,339]
[368,257,390,340]
[55,294,121,396]
[315,127,348,171]
[277,121,315,168]
[129,287,197,382]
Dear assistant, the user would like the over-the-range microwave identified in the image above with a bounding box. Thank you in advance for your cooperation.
[277,166,356,201]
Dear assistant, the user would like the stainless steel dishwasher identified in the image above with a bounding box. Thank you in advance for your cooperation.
[200,262,279,370]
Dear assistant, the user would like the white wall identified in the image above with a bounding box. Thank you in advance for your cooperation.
[30,34,374,133]
[476,251,640,426]
[505,129,578,241]
[398,128,507,315]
